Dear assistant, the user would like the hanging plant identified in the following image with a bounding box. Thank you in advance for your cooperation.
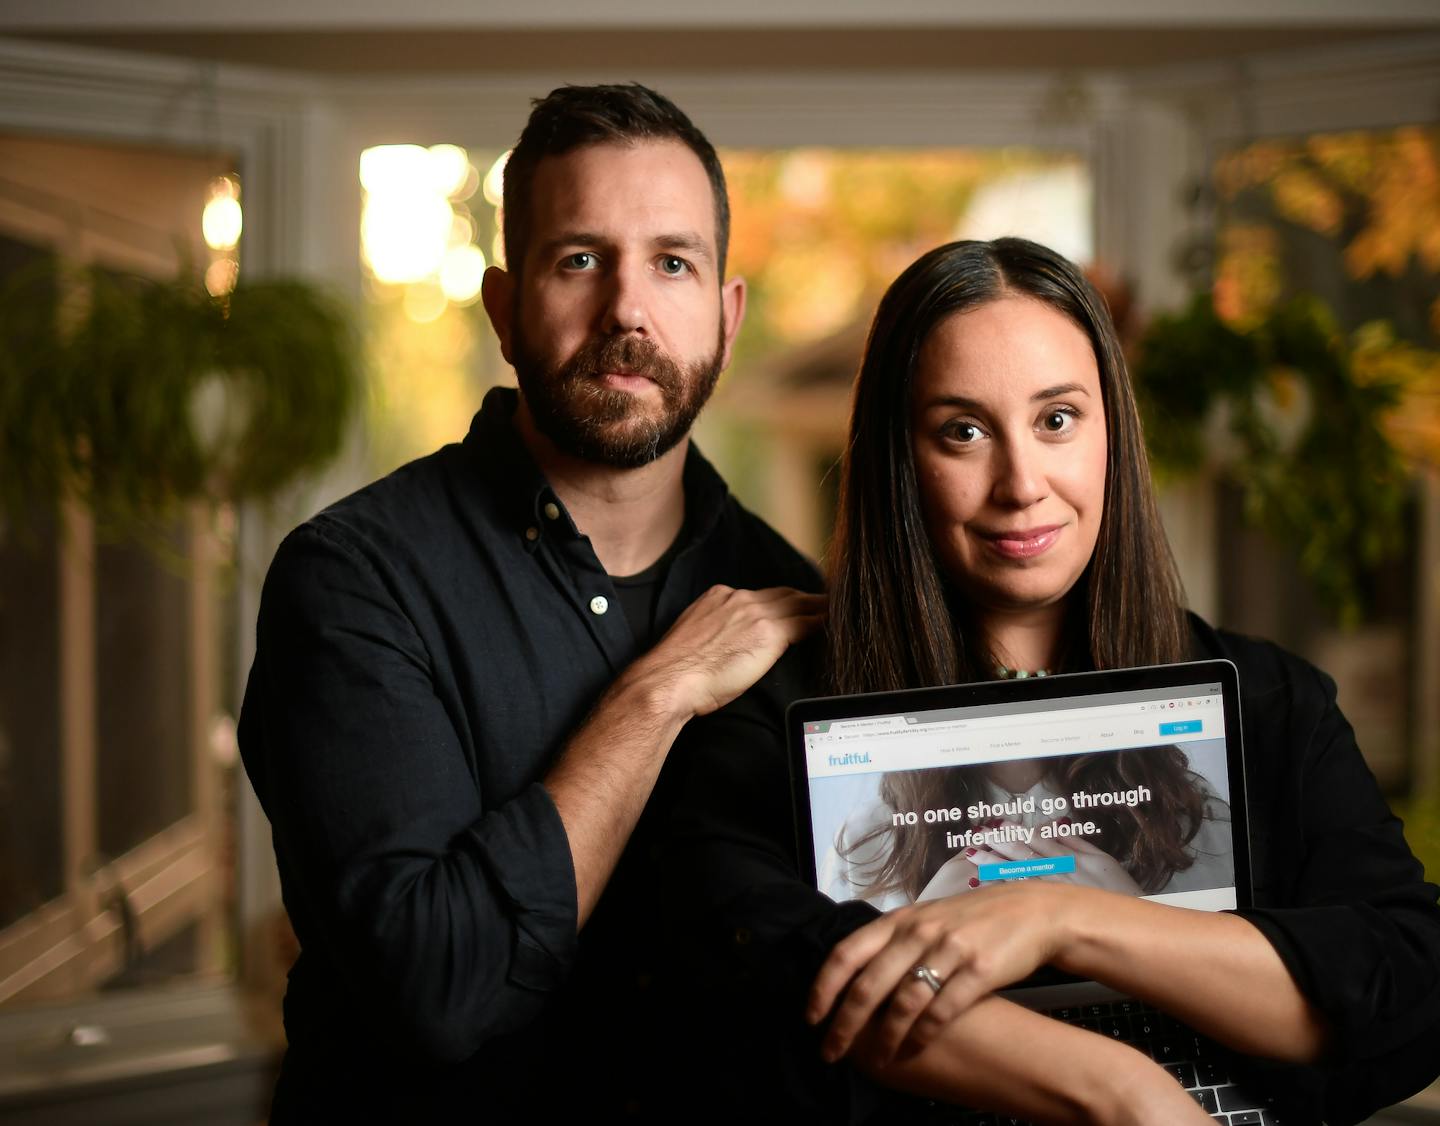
[1134,293,1436,625]
[0,263,67,536]
[0,262,359,540]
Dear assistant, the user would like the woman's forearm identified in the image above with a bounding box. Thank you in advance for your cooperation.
[860,994,1211,1126]
[1052,886,1329,1063]
[809,878,1329,1109]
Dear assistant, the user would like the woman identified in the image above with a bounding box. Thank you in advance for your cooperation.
[665,237,1440,1124]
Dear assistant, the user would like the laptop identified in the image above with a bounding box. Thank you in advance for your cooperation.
[788,660,1281,1125]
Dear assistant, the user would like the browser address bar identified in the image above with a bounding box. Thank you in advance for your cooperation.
[828,698,1199,738]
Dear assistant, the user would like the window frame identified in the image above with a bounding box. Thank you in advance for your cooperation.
[0,492,222,1006]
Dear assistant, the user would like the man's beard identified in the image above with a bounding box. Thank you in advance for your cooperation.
[512,323,724,470]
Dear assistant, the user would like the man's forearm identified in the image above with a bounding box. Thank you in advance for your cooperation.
[544,583,825,927]
[544,660,690,925]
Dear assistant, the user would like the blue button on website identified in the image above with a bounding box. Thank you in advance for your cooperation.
[979,855,1077,882]
[1159,720,1202,735]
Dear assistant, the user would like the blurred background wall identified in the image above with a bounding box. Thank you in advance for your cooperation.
[0,3,1438,1121]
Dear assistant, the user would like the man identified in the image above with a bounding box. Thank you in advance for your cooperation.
[238,84,822,1122]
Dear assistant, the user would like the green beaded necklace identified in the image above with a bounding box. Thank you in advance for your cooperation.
[993,666,1049,680]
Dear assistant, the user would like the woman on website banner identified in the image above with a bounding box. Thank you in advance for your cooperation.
[665,238,1440,1125]
[822,742,1234,910]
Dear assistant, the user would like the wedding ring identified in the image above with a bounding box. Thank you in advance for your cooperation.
[910,963,944,994]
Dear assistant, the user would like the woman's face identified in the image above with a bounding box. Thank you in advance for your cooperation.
[910,295,1107,620]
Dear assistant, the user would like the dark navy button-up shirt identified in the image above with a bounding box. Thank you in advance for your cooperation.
[238,386,818,1122]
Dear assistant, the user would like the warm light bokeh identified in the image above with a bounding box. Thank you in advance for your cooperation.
[359,144,507,477]
[720,147,1089,372]
[359,143,486,303]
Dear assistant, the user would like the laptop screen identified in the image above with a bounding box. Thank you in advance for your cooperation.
[796,668,1243,916]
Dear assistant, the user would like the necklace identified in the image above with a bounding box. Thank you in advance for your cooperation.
[994,666,1049,679]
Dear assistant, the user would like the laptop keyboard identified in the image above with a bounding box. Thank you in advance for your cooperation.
[936,1000,1281,1125]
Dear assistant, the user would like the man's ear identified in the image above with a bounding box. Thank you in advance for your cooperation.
[719,275,747,371]
[481,266,516,364]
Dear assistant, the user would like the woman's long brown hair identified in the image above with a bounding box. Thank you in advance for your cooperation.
[827,238,1194,898]
[827,237,1187,691]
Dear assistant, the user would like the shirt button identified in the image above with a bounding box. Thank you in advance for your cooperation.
[589,595,609,615]
[543,502,560,520]
[524,526,539,542]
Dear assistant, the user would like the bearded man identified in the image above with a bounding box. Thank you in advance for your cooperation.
[238,84,822,1123]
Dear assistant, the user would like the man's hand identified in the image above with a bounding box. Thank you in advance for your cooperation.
[546,584,824,926]
[630,585,827,721]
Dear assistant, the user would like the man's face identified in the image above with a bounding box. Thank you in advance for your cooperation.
[487,140,744,469]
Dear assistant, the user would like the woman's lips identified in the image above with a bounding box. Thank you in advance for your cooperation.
[979,525,1063,559]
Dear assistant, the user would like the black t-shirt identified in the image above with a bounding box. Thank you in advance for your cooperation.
[611,527,687,646]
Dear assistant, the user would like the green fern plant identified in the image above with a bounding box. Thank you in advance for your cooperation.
[0,262,359,540]
[1134,294,1422,625]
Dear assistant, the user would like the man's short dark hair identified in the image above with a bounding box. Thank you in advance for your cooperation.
[502,83,730,278]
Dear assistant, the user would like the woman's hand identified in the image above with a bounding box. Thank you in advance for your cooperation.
[966,820,1144,896]
[843,991,1215,1126]
[1101,1052,1219,1126]
[808,880,1095,1065]
[915,849,982,901]
[849,993,1216,1126]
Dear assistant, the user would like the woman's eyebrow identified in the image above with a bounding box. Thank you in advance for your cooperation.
[1032,382,1091,401]
[922,395,988,411]
[921,382,1091,412]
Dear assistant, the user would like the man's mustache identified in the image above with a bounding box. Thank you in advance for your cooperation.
[562,336,682,395]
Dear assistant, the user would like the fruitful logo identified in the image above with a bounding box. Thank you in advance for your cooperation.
[827,751,871,767]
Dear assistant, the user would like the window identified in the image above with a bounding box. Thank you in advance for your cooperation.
[0,134,236,1010]
[1210,125,1440,795]
[705,147,1093,559]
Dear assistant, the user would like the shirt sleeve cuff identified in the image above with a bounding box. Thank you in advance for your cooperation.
[1234,901,1440,1060]
[468,781,578,992]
